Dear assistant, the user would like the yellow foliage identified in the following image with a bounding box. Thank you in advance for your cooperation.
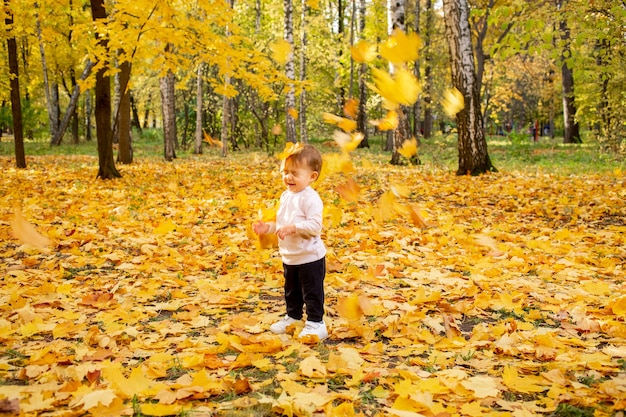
[350,40,377,63]
[441,87,465,117]
[271,39,292,64]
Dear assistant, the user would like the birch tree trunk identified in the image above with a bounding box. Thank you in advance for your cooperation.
[284,0,297,143]
[557,0,581,144]
[356,0,369,147]
[36,6,59,143]
[90,0,121,179]
[422,0,433,138]
[194,63,204,154]
[299,0,308,143]
[117,59,133,164]
[412,0,421,140]
[442,0,495,175]
[388,0,411,165]
[160,68,178,161]
[6,0,25,168]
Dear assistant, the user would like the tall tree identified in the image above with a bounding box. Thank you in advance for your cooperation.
[556,0,581,144]
[90,0,121,179]
[284,0,297,143]
[116,59,132,163]
[36,2,59,142]
[6,0,25,168]
[356,0,369,147]
[299,0,309,143]
[422,0,433,138]
[443,0,495,175]
[388,0,412,165]
[160,66,177,161]
[194,63,204,155]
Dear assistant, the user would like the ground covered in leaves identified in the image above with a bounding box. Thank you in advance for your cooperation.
[0,153,625,417]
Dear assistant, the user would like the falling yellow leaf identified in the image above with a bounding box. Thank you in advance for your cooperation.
[379,29,421,64]
[288,107,299,120]
[277,142,304,160]
[271,124,282,135]
[368,67,421,107]
[271,39,292,64]
[407,204,428,228]
[336,294,363,321]
[350,40,377,63]
[335,178,361,202]
[202,130,221,147]
[398,138,418,158]
[370,110,398,131]
[333,130,363,154]
[306,0,320,9]
[322,112,357,132]
[441,87,464,117]
[343,98,359,119]
[390,183,410,198]
[11,202,52,251]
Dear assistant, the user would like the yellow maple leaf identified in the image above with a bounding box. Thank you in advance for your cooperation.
[288,107,299,120]
[502,366,546,393]
[202,130,221,147]
[368,67,420,107]
[460,375,500,398]
[333,130,363,154]
[460,401,488,417]
[76,389,117,411]
[322,112,357,132]
[299,356,327,378]
[335,177,361,202]
[271,39,292,64]
[609,295,626,316]
[11,202,52,251]
[154,219,177,235]
[398,137,418,158]
[351,40,377,63]
[277,142,304,160]
[343,97,359,119]
[327,401,356,417]
[140,403,185,417]
[369,110,398,131]
[336,294,363,321]
[441,87,464,117]
[379,29,421,64]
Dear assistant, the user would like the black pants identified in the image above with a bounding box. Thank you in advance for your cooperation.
[283,257,326,323]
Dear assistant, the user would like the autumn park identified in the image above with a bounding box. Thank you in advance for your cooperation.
[1,0,625,415]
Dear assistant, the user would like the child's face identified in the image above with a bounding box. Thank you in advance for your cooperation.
[281,158,319,193]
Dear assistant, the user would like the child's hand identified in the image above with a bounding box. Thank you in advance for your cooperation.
[276,225,296,240]
[253,220,270,235]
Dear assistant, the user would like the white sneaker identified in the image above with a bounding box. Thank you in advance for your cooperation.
[298,321,328,342]
[270,315,299,334]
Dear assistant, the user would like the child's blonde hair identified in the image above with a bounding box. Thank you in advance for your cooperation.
[285,144,323,175]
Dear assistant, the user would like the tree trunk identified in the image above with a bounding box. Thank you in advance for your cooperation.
[412,0,421,140]
[130,93,142,135]
[194,63,204,154]
[443,0,496,175]
[6,0,26,169]
[299,0,309,143]
[90,0,121,179]
[36,9,58,142]
[284,0,297,143]
[557,1,581,144]
[388,0,411,165]
[85,90,93,141]
[117,59,132,164]
[356,0,369,148]
[51,60,94,145]
[160,68,177,161]
[422,0,433,138]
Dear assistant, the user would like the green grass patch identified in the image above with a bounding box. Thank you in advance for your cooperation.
[1,129,624,175]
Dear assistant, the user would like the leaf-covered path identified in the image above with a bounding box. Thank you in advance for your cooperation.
[1,154,625,416]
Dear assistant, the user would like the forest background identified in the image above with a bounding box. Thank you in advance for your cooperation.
[1,0,626,416]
